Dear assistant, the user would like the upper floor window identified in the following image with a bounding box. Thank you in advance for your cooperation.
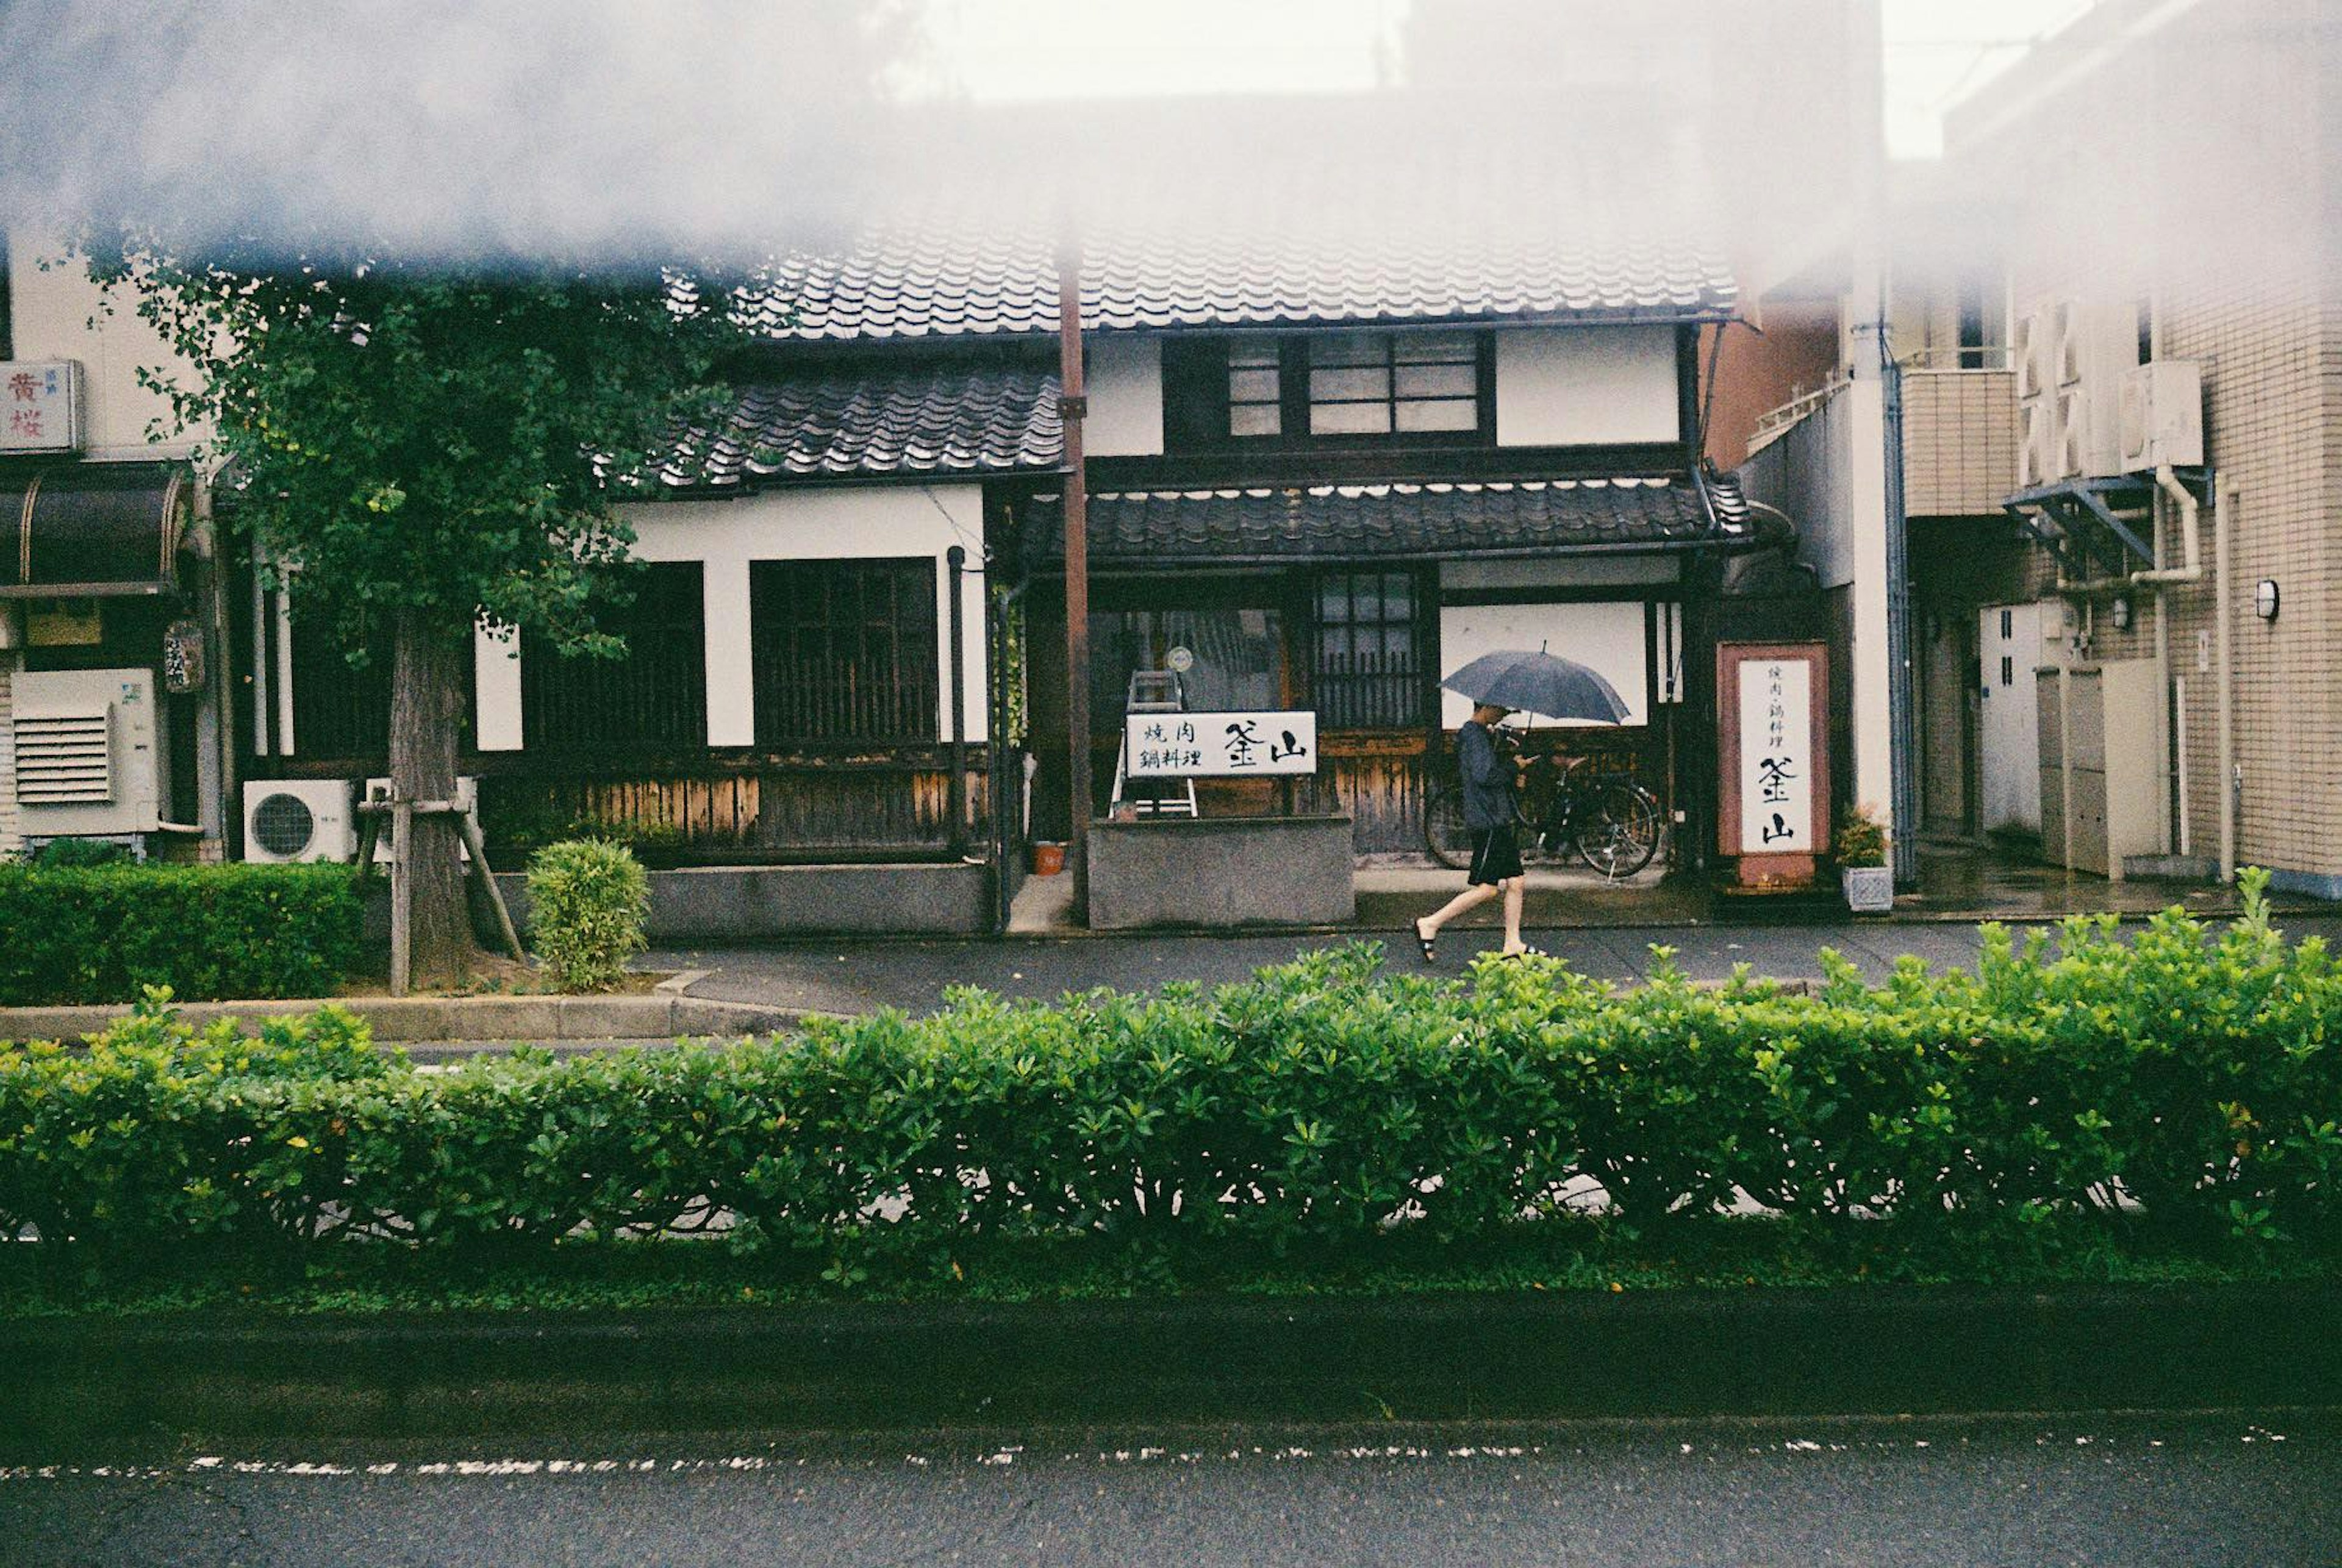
[1306,331,1480,436]
[1167,329,1491,449]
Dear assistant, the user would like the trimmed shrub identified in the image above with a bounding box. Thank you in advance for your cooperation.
[0,862,362,1005]
[3,876,2337,1276]
[526,839,650,992]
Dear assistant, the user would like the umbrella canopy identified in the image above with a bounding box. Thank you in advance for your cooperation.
[1442,648,1630,725]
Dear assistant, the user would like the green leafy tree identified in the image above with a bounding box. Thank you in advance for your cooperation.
[88,241,742,985]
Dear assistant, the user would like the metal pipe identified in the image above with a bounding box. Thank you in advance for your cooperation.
[2150,489,2173,851]
[1057,244,1092,918]
[2216,478,2236,882]
[2174,673,2192,857]
[945,543,967,860]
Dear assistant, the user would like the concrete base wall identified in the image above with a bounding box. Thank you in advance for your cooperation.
[485,862,995,942]
[1087,815,1355,931]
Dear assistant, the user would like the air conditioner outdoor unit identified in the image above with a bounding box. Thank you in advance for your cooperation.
[2118,360,2204,471]
[2013,309,2047,400]
[362,775,481,863]
[12,668,162,837]
[2018,398,2057,489]
[243,779,357,864]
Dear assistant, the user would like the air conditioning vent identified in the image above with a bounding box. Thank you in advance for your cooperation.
[12,707,112,805]
[249,791,319,859]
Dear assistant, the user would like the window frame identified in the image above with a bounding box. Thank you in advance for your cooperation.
[520,560,709,757]
[749,555,940,746]
[1172,329,1496,453]
[1308,566,1430,731]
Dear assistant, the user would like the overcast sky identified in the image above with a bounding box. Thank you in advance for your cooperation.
[921,0,2103,159]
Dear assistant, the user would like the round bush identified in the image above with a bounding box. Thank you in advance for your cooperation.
[525,839,650,992]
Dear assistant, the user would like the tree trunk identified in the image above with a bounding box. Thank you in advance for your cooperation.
[390,606,480,988]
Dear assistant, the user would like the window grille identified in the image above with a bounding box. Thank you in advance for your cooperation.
[1312,569,1422,728]
[751,557,938,744]
[522,562,707,754]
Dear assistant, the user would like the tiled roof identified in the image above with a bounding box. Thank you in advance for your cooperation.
[727,231,1734,343]
[1030,475,1750,562]
[657,364,1061,487]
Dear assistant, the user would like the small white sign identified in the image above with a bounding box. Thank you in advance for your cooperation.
[1738,657,1813,852]
[0,361,82,453]
[1125,710,1317,778]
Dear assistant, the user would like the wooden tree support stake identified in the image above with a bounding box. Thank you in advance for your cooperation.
[360,798,527,987]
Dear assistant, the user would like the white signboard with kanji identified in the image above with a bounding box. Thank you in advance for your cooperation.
[0,361,82,453]
[1124,710,1317,778]
[1736,657,1814,853]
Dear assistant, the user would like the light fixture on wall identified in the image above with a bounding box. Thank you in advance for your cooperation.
[2256,579,2280,621]
[2108,596,2132,631]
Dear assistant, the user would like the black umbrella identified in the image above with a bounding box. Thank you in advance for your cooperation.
[1441,648,1630,725]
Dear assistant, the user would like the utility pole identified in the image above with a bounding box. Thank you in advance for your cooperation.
[1057,242,1091,918]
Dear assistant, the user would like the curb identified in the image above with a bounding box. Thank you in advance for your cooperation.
[4,1282,2335,1455]
[0,993,803,1047]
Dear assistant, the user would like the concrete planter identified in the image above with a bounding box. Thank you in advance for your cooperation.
[1842,865,1894,913]
[485,862,994,942]
[1086,815,1355,931]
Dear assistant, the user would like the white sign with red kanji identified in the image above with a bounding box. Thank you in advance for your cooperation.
[0,361,82,453]
[1737,657,1813,853]
[1124,710,1317,778]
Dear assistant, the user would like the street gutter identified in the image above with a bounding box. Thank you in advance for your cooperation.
[6,1282,2336,1459]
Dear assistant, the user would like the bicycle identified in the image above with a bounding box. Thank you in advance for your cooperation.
[1422,738,1664,879]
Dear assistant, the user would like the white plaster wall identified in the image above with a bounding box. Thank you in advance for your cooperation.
[510,483,994,748]
[1083,337,1161,457]
[1494,325,1680,448]
[1437,601,1650,729]
[1733,381,1896,831]
[7,238,202,460]
[474,621,523,751]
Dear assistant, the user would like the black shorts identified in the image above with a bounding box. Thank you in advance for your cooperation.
[1466,823,1524,886]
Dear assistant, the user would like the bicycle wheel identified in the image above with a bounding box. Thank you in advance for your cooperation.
[1422,786,1473,870]
[1575,781,1662,878]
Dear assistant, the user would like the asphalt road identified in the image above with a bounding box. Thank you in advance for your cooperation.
[646,913,2342,1019]
[6,1412,2335,1567]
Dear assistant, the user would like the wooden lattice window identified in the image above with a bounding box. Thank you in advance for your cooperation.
[1312,568,1423,728]
[522,562,707,754]
[751,557,938,744]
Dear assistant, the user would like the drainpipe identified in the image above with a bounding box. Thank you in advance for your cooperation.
[2215,477,2236,882]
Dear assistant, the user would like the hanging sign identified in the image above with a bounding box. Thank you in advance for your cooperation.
[1124,710,1317,778]
[1717,642,1828,870]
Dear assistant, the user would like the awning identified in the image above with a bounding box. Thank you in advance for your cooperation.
[1026,474,1752,566]
[1,462,192,598]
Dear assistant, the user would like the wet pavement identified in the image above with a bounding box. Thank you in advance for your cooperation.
[648,909,2342,1019]
[5,1412,2335,1567]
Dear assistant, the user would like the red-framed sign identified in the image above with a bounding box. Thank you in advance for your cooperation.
[1716,642,1828,884]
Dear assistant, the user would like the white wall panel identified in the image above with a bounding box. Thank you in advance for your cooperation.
[1437,600,1648,729]
[1084,337,1162,457]
[1495,325,1680,448]
[606,484,990,746]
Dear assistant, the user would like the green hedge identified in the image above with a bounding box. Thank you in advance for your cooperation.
[3,877,2338,1280]
[0,863,363,1005]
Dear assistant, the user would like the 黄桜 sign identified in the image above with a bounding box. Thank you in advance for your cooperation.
[1124,711,1318,777]
[1737,656,1813,853]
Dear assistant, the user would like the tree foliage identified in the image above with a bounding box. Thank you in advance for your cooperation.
[84,240,740,655]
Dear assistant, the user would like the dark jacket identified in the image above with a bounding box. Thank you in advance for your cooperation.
[1458,720,1518,830]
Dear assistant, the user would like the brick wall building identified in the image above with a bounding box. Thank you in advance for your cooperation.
[1930,0,2342,892]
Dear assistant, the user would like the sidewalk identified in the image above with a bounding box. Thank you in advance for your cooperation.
[650,906,2342,1020]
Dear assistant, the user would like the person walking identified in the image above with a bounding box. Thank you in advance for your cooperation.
[1415,702,1528,962]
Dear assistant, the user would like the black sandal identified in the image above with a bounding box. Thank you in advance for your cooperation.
[1415,920,1437,965]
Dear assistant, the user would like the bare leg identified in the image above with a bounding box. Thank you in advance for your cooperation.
[1500,876,1527,954]
[1418,881,1499,942]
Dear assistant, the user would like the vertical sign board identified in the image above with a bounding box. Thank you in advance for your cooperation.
[1717,643,1828,886]
[0,362,84,453]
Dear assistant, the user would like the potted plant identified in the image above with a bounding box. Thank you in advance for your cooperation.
[1835,805,1893,913]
